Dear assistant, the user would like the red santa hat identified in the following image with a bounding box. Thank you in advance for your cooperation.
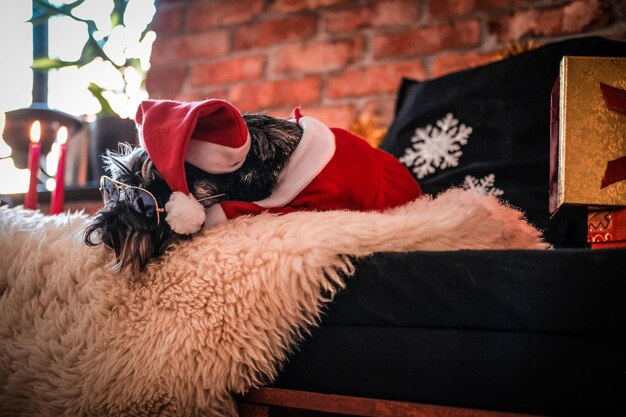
[135,99,250,234]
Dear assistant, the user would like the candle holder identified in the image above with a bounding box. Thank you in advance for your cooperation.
[3,103,82,170]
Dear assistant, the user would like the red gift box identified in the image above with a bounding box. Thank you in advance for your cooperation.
[588,208,626,249]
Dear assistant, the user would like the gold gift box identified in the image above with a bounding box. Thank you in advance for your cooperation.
[549,56,626,215]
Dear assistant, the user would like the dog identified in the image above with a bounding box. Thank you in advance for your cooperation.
[84,113,302,273]
[84,99,422,274]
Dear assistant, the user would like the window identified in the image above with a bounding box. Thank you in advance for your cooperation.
[0,0,33,113]
[0,0,156,194]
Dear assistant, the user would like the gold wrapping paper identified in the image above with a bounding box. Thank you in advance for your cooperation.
[550,56,626,214]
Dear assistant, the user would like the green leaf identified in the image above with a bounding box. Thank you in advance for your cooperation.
[31,0,75,20]
[87,83,119,118]
[66,0,88,11]
[77,38,115,68]
[126,58,143,73]
[110,11,121,28]
[31,57,77,70]
[112,0,129,26]
[31,0,65,17]
[84,19,99,38]
[31,0,98,30]
[29,7,54,26]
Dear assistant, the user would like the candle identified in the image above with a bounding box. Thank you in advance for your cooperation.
[24,121,41,210]
[50,126,68,215]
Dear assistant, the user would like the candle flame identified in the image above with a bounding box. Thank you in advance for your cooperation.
[56,126,68,145]
[30,121,41,143]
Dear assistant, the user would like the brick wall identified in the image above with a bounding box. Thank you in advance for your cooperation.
[147,0,626,128]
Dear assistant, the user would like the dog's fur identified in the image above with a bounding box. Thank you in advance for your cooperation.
[84,114,303,273]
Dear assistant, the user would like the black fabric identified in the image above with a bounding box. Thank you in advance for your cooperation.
[274,326,625,416]
[381,37,626,248]
[320,250,626,334]
[273,249,626,416]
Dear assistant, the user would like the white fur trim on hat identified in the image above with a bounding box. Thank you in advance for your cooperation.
[185,133,252,174]
[165,191,206,234]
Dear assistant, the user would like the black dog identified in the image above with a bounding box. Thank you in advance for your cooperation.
[84,98,422,275]
[84,114,302,273]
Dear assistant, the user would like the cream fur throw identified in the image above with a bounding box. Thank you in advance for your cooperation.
[0,189,547,416]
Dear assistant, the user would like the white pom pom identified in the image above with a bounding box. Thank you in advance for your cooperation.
[165,192,206,234]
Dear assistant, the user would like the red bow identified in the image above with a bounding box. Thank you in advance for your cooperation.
[600,83,626,189]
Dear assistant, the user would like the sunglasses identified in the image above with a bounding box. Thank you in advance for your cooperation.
[99,176,226,230]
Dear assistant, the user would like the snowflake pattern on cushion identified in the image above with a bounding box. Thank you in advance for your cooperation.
[463,174,504,197]
[399,113,473,179]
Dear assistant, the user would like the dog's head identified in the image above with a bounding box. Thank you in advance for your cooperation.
[83,144,181,274]
[83,114,302,274]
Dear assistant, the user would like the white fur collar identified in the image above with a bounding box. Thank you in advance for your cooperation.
[254,116,336,208]
[204,116,336,227]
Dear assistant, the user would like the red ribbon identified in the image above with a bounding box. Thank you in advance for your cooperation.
[600,83,626,189]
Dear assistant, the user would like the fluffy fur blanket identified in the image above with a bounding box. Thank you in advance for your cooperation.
[0,189,547,416]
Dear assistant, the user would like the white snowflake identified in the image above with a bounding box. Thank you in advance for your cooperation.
[463,174,504,197]
[399,113,473,179]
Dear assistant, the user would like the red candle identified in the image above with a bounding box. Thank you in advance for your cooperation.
[50,126,68,215]
[24,121,41,210]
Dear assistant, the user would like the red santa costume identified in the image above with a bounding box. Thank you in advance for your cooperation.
[136,99,422,234]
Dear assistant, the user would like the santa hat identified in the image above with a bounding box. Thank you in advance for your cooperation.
[135,99,250,234]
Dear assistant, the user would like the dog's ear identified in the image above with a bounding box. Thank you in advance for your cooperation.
[102,143,134,178]
[101,144,153,184]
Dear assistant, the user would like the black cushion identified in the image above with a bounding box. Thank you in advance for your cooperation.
[273,249,626,416]
[381,37,626,248]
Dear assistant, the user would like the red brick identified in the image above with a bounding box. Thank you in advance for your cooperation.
[297,104,357,129]
[488,8,560,42]
[264,103,357,129]
[325,0,420,33]
[174,89,229,102]
[156,0,196,4]
[145,65,188,99]
[429,0,528,18]
[151,7,183,34]
[562,0,610,33]
[150,30,229,65]
[324,4,374,32]
[362,97,397,128]
[431,50,501,78]
[233,15,317,51]
[488,0,609,42]
[228,76,321,112]
[326,61,427,99]
[186,0,264,30]
[429,0,472,17]
[269,0,353,13]
[374,0,421,26]
[273,38,363,74]
[190,56,265,86]
[373,19,481,59]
